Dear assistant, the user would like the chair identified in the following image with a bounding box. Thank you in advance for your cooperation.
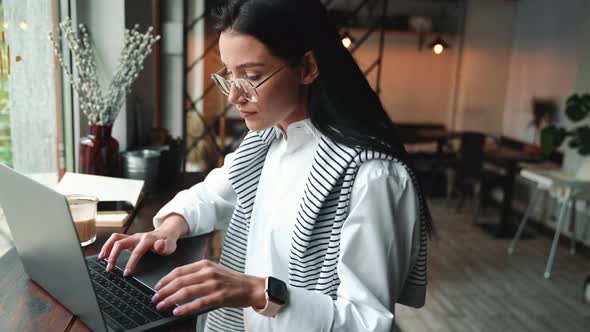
[508,158,590,278]
[585,275,590,303]
[445,132,486,218]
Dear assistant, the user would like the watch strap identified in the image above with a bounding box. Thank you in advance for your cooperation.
[253,277,285,317]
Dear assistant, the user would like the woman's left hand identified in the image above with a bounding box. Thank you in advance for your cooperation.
[151,260,267,316]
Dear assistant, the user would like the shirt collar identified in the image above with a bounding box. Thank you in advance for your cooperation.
[272,118,320,141]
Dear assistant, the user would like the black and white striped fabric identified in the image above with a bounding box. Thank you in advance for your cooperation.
[205,129,428,331]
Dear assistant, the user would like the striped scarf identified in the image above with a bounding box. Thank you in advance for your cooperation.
[205,129,428,331]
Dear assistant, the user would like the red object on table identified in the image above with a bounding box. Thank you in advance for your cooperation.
[79,125,121,177]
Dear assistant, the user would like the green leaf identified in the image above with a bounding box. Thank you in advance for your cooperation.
[566,94,580,107]
[568,137,580,148]
[541,125,567,156]
[580,93,590,115]
[565,93,589,122]
[574,125,590,156]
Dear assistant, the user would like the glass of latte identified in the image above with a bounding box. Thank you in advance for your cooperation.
[66,194,99,247]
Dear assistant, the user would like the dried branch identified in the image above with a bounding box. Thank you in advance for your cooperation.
[49,18,160,126]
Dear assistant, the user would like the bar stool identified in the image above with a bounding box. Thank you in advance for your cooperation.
[508,159,590,279]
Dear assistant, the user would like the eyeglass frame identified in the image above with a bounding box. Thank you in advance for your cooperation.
[210,64,287,103]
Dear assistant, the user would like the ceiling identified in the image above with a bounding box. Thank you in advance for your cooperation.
[325,0,465,34]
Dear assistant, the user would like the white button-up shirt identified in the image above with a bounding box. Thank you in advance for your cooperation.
[154,118,421,331]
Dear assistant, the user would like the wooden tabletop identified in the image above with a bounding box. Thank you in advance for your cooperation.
[0,173,209,332]
[415,128,457,139]
[484,145,544,164]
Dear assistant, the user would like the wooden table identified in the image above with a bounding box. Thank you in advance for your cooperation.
[403,129,458,197]
[406,129,458,154]
[0,173,212,332]
[480,146,545,238]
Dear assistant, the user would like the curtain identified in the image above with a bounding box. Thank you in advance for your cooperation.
[0,0,60,258]
[4,0,59,178]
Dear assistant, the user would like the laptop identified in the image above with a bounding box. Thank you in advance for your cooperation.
[0,164,208,331]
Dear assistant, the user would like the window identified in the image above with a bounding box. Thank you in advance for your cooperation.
[1,0,62,179]
[0,3,11,167]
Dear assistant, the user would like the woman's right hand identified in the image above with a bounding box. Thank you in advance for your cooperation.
[98,214,189,276]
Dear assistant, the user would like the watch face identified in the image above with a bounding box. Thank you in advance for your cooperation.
[267,277,288,305]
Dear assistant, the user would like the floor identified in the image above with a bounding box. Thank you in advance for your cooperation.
[395,199,590,332]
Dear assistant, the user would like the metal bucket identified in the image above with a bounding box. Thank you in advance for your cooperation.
[121,149,161,194]
[144,144,182,189]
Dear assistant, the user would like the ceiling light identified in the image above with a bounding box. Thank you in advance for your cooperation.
[429,36,449,55]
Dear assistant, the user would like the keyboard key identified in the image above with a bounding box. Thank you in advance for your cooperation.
[86,257,169,328]
[128,311,151,325]
[142,310,162,322]
[119,316,138,329]
[103,313,125,332]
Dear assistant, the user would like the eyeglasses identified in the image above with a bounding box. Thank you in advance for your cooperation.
[210,64,286,103]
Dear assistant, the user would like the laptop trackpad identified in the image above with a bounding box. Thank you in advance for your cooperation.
[110,237,209,306]
[114,250,180,291]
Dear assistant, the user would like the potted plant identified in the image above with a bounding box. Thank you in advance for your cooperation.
[541,93,590,156]
[530,98,557,145]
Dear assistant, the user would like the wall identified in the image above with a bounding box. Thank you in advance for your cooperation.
[124,0,159,147]
[160,0,184,140]
[557,0,590,246]
[564,0,590,175]
[507,0,590,246]
[75,0,127,151]
[454,0,516,134]
[75,0,160,153]
[352,29,458,126]
[345,0,580,138]
[502,0,585,145]
[350,0,520,134]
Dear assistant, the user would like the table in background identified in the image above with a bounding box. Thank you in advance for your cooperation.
[403,129,459,197]
[480,146,548,238]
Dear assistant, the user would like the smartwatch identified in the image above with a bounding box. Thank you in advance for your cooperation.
[254,276,288,317]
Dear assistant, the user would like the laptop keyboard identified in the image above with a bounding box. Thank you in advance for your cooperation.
[86,258,174,331]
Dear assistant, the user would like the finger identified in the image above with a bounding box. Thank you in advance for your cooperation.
[123,237,154,276]
[170,292,224,316]
[154,268,212,302]
[153,238,176,256]
[98,233,129,259]
[155,281,218,312]
[156,260,211,291]
[153,239,166,253]
[106,236,138,272]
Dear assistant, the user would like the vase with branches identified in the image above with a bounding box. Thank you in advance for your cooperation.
[49,18,160,176]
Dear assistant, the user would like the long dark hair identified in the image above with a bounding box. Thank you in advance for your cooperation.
[212,0,433,235]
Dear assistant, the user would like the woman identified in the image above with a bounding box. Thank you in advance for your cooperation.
[99,0,432,330]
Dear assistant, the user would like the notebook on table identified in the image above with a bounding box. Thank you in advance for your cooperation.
[56,172,144,227]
